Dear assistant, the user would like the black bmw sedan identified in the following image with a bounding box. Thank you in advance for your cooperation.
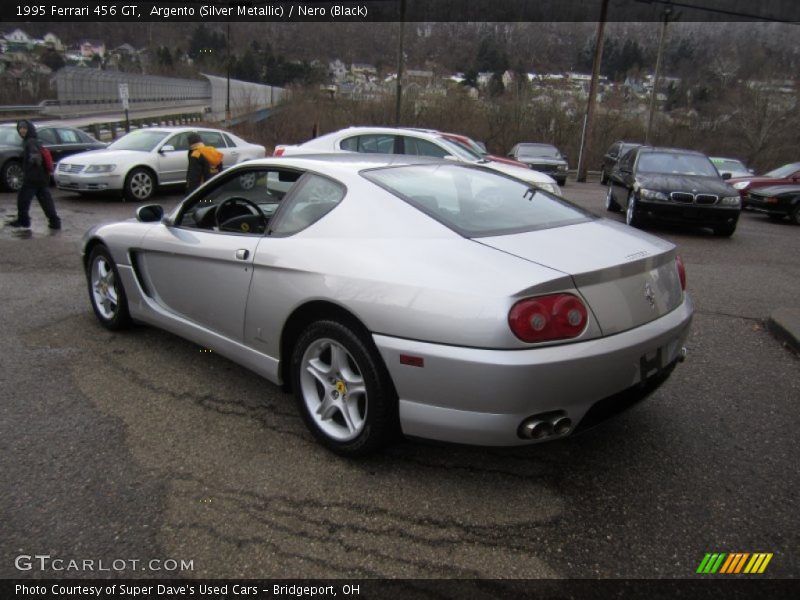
[606,146,741,237]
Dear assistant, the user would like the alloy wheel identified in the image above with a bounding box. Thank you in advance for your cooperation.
[91,255,119,320]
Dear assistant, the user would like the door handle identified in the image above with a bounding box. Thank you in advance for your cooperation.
[235,249,249,260]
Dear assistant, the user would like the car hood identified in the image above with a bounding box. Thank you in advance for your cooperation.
[483,161,557,185]
[637,173,735,195]
[60,149,152,164]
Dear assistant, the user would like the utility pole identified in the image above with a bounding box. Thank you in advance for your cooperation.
[225,22,231,125]
[646,6,672,145]
[576,0,609,183]
[394,0,406,125]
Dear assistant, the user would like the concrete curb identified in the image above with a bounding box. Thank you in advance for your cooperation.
[767,307,800,354]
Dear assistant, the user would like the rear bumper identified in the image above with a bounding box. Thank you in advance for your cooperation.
[637,200,739,226]
[374,295,693,446]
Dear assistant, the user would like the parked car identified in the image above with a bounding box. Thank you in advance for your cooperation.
[744,185,800,224]
[274,126,562,195]
[0,123,106,192]
[55,127,265,202]
[606,146,741,237]
[508,143,569,186]
[601,141,642,185]
[709,157,752,179]
[437,131,528,168]
[729,162,800,206]
[82,154,692,456]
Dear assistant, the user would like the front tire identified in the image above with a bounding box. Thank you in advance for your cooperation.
[792,207,800,226]
[2,160,23,192]
[557,177,567,187]
[625,191,643,228]
[291,320,398,457]
[124,168,155,202]
[87,245,132,330]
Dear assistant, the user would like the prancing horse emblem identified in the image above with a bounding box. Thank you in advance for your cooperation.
[644,282,656,309]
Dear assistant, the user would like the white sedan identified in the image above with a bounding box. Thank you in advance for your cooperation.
[275,126,563,196]
[55,127,266,201]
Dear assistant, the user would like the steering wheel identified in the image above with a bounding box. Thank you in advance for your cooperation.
[214,197,267,232]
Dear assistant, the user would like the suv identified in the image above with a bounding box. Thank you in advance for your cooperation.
[600,141,642,185]
[606,146,741,236]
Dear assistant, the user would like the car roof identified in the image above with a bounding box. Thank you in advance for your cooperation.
[637,146,707,156]
[241,153,448,170]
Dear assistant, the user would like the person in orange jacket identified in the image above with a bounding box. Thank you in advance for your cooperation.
[186,132,224,193]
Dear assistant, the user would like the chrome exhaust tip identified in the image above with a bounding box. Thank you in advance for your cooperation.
[678,346,688,363]
[552,416,573,436]
[521,420,553,440]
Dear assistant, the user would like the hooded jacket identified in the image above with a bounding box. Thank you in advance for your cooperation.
[17,119,48,187]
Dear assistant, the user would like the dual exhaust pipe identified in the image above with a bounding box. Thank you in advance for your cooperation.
[519,414,572,440]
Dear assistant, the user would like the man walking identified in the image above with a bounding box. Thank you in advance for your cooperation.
[6,120,61,230]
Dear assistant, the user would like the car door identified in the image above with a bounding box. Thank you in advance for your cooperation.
[137,167,293,341]
[156,132,191,184]
[611,149,637,206]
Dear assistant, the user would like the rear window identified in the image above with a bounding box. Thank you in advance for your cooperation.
[362,164,592,237]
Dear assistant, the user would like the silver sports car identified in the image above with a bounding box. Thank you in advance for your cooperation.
[82,154,693,456]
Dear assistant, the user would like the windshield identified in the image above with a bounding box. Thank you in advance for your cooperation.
[108,130,169,152]
[711,158,747,172]
[517,144,561,159]
[636,152,718,177]
[765,163,800,178]
[362,164,591,237]
[0,127,22,147]
[447,136,489,158]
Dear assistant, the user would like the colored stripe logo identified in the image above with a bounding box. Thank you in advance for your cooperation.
[696,553,773,574]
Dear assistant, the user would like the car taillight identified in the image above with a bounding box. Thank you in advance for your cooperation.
[508,293,588,343]
[676,255,687,291]
[273,147,285,157]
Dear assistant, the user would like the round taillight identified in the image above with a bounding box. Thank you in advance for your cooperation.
[676,255,687,291]
[509,293,589,343]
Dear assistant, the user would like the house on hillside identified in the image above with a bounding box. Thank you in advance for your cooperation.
[42,33,64,52]
[80,40,106,59]
[3,29,35,52]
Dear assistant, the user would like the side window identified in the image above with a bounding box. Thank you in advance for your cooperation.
[222,133,236,148]
[38,128,58,144]
[620,151,635,172]
[177,168,302,234]
[165,133,191,151]
[271,173,345,236]
[56,128,80,144]
[199,131,225,148]
[341,134,394,154]
[404,137,449,158]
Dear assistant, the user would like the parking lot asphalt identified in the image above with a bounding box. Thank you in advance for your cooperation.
[1,181,798,580]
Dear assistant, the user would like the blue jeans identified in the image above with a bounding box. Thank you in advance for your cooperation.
[16,183,60,227]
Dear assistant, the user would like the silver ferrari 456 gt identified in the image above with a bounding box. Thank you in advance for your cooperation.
[82,154,693,456]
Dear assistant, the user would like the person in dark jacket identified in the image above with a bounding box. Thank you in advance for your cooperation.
[5,120,61,230]
[186,132,223,193]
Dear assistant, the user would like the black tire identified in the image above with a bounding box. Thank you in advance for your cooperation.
[625,190,643,228]
[123,167,156,202]
[767,213,785,221]
[557,177,567,187]
[605,186,620,212]
[1,159,24,192]
[291,320,398,457]
[86,245,132,330]
[712,222,738,237]
[600,168,608,185]
[791,207,800,226]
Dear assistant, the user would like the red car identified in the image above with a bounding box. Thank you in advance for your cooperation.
[729,162,800,206]
[438,132,528,168]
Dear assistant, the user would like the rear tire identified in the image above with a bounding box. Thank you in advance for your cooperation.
[791,207,800,226]
[291,320,398,457]
[86,245,132,330]
[605,186,620,212]
[1,159,23,192]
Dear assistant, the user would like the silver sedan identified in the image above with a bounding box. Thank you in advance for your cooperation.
[82,154,693,456]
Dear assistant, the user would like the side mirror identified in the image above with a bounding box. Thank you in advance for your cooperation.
[136,204,164,222]
[159,144,175,153]
[721,172,732,180]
